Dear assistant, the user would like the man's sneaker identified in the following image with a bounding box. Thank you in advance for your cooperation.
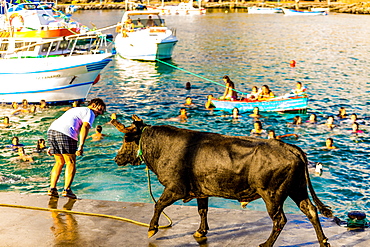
[62,189,77,199]
[47,188,59,197]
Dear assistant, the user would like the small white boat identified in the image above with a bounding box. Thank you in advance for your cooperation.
[114,10,178,61]
[147,0,206,15]
[247,6,282,14]
[282,8,328,16]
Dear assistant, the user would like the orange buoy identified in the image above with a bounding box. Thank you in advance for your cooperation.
[290,60,296,67]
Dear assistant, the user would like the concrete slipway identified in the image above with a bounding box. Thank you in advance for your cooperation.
[0,192,369,247]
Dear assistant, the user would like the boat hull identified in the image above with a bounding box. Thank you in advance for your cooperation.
[247,7,282,14]
[0,54,112,104]
[211,96,308,112]
[282,8,328,16]
[115,32,177,61]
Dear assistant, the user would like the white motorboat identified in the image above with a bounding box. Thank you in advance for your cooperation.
[0,1,113,104]
[282,8,328,16]
[247,7,283,14]
[114,10,177,61]
[147,0,206,15]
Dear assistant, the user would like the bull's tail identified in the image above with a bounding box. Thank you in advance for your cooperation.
[291,145,333,218]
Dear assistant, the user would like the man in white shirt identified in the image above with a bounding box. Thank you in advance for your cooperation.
[47,98,106,199]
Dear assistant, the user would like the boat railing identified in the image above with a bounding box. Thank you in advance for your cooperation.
[0,32,114,59]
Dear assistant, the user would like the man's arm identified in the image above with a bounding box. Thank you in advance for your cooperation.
[76,122,91,156]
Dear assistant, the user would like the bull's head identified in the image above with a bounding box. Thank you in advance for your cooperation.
[112,115,146,166]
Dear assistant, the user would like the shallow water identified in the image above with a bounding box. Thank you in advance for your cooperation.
[0,9,369,219]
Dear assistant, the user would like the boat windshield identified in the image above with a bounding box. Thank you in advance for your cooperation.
[127,14,165,27]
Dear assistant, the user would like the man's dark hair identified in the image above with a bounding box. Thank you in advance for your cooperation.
[88,98,106,112]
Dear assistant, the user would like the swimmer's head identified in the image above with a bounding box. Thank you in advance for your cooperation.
[350,113,357,122]
[268,130,276,139]
[254,121,262,131]
[3,116,9,124]
[326,138,333,148]
[12,136,19,145]
[309,113,317,122]
[253,107,259,114]
[96,125,103,133]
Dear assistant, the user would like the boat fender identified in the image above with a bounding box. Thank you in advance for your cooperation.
[93,74,101,85]
[116,22,122,33]
[347,211,367,228]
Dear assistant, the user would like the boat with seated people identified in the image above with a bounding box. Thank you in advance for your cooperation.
[146,0,206,15]
[211,95,308,113]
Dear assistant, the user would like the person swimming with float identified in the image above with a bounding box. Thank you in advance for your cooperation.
[268,130,298,140]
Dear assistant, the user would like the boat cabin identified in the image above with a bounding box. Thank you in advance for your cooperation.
[121,11,165,28]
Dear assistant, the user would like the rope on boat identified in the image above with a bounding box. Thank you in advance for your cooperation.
[155,59,247,95]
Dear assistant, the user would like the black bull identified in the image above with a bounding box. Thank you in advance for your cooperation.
[111,115,333,247]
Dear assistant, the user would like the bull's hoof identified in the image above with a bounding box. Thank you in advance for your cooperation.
[193,230,207,238]
[148,229,158,238]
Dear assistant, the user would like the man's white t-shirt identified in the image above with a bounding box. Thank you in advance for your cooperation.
[49,107,95,141]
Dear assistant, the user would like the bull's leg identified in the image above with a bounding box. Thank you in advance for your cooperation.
[259,197,287,247]
[290,194,330,247]
[194,198,209,238]
[148,188,184,238]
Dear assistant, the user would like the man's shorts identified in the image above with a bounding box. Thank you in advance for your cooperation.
[47,129,78,154]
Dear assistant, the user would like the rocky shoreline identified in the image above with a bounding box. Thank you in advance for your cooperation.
[56,2,370,15]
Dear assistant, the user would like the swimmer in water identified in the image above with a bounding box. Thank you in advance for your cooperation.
[8,136,24,151]
[251,121,266,135]
[0,116,11,128]
[268,130,298,140]
[306,113,317,124]
[249,107,262,118]
[338,107,347,119]
[11,104,37,115]
[184,97,194,106]
[325,138,336,149]
[323,116,336,129]
[205,94,215,109]
[88,125,107,141]
[34,138,47,153]
[351,122,364,134]
[12,147,34,162]
[288,116,303,126]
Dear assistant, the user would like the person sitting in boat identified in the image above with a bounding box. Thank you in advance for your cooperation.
[205,94,215,109]
[136,18,144,28]
[291,82,307,95]
[125,17,135,30]
[258,85,274,100]
[220,75,237,100]
[247,86,260,100]
[146,16,156,27]
[251,121,266,136]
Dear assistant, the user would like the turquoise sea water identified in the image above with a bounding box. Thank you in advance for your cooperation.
[0,9,369,220]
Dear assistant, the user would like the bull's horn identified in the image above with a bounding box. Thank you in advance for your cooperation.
[132,115,142,122]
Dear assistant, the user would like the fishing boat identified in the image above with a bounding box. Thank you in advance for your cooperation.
[247,6,283,14]
[282,8,328,16]
[114,10,177,61]
[0,1,113,104]
[146,0,206,15]
[211,95,308,113]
